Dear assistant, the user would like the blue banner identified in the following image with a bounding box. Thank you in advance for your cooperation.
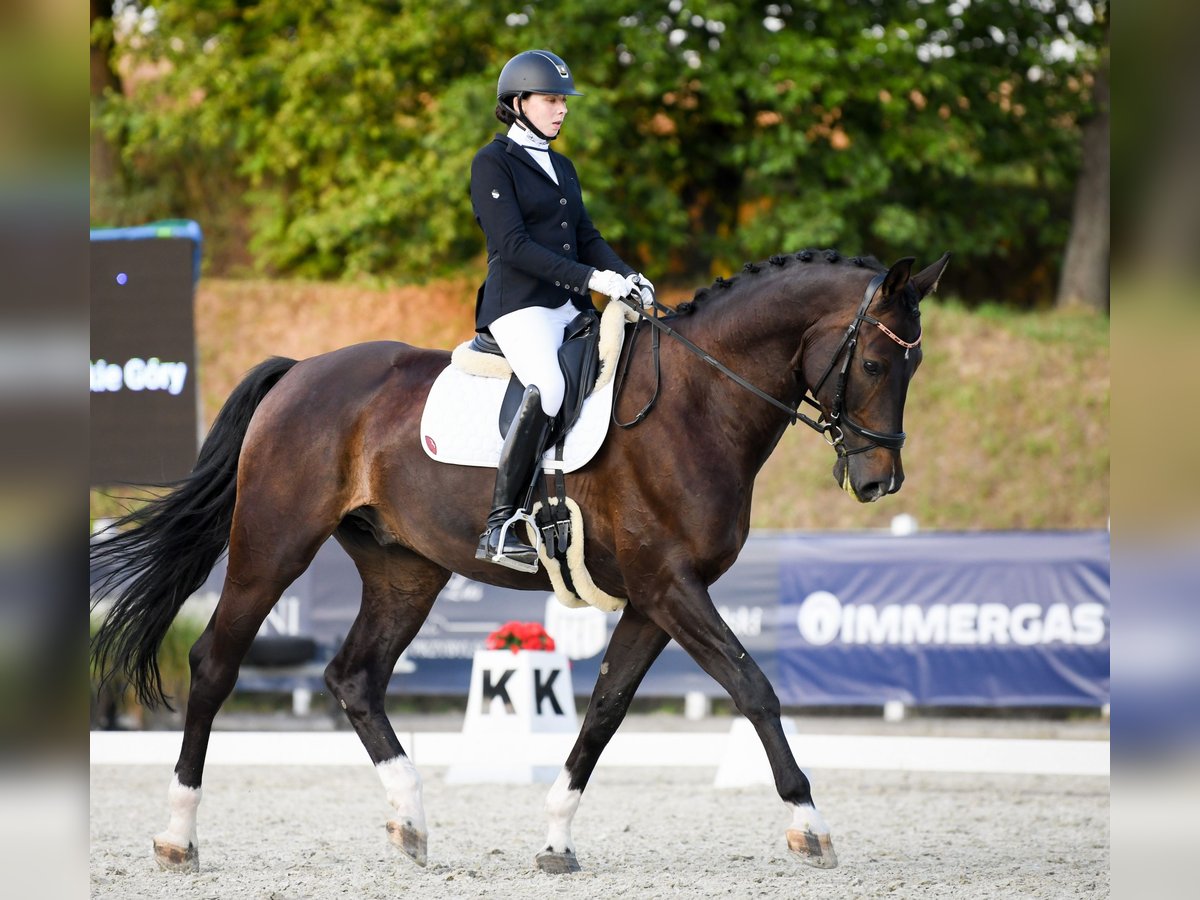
[776,531,1109,706]
[190,531,1108,708]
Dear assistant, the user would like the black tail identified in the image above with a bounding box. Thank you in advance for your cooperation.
[90,356,298,709]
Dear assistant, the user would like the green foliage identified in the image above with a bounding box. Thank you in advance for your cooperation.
[94,0,1107,302]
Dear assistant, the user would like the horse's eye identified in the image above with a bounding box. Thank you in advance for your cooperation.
[863,360,881,376]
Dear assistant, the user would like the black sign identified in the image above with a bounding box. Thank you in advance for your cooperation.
[90,227,200,485]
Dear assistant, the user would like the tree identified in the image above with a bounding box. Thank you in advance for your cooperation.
[1056,34,1108,311]
[90,0,123,210]
[93,0,1107,306]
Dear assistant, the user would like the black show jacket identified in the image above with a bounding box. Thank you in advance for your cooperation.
[470,134,633,332]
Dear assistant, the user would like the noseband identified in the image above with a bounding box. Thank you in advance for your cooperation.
[796,272,921,457]
[615,272,921,458]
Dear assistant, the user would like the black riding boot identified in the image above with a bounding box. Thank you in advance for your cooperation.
[476,384,551,573]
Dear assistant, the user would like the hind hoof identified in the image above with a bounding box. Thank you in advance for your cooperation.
[387,819,427,867]
[153,838,198,873]
[535,848,581,874]
[786,828,838,869]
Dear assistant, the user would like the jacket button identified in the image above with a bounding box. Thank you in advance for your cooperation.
[555,281,561,286]
[559,198,567,205]
[563,243,571,250]
[560,221,568,228]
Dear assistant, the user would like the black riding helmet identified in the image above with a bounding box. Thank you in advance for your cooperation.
[497,50,582,141]
[497,50,583,101]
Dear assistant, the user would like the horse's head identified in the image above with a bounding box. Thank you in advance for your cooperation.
[800,253,950,503]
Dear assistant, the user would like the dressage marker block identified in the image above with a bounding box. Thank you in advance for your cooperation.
[714,716,800,788]
[445,650,578,784]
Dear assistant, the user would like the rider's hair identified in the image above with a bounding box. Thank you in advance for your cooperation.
[494,96,526,126]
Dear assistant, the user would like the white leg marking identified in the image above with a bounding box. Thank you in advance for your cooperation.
[376,756,427,833]
[543,768,581,852]
[789,801,831,836]
[154,775,201,850]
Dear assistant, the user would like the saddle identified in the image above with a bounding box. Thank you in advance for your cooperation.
[469,309,602,447]
[424,299,636,471]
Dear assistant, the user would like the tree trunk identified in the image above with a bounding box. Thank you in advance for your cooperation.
[1056,54,1109,312]
[91,0,123,210]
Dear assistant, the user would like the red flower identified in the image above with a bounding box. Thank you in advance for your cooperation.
[485,621,555,653]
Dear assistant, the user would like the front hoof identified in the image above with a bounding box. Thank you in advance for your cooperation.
[386,819,428,867]
[153,837,198,873]
[786,828,838,869]
[535,848,581,874]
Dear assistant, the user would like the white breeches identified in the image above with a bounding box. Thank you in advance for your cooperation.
[487,300,581,417]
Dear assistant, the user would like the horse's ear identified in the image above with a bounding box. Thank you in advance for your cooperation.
[881,257,915,298]
[911,251,952,300]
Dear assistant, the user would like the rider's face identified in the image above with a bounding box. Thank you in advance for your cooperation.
[519,93,568,137]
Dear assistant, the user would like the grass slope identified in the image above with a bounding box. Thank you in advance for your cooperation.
[187,276,1107,532]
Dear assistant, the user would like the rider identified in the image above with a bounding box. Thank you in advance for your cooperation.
[470,49,654,573]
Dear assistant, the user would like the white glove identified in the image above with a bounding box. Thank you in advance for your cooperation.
[632,273,656,308]
[588,269,637,302]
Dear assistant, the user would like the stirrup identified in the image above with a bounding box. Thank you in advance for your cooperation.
[486,509,541,574]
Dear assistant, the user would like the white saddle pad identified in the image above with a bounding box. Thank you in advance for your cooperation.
[419,300,636,472]
[420,370,614,471]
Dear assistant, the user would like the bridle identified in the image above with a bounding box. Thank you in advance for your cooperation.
[797,272,921,456]
[614,272,921,458]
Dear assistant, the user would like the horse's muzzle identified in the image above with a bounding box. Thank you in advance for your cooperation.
[832,455,903,504]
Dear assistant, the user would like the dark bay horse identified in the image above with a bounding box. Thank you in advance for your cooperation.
[91,248,950,875]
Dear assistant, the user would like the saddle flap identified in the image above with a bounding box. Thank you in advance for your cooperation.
[552,309,601,444]
[498,375,525,437]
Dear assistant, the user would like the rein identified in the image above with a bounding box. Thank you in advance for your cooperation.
[612,273,921,457]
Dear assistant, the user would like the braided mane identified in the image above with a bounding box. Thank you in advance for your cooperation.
[672,249,899,317]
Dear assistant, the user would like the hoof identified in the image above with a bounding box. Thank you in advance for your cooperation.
[786,828,838,869]
[386,819,428,867]
[153,838,198,873]
[535,848,581,874]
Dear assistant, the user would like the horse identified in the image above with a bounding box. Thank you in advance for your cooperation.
[91,247,950,875]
